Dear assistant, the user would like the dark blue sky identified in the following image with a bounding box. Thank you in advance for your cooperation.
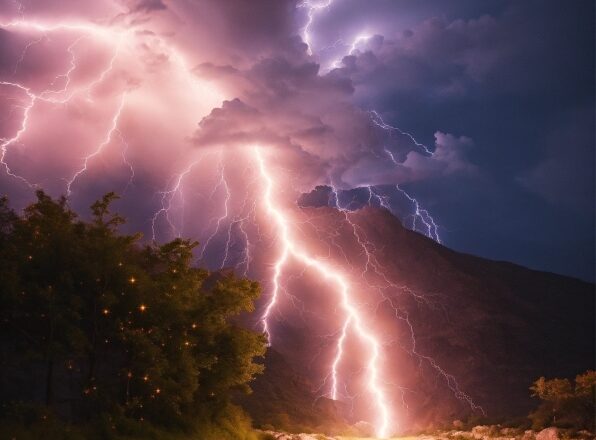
[307,0,594,281]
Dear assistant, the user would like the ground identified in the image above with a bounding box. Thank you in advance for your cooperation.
[258,426,594,440]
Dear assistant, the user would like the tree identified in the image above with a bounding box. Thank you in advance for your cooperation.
[0,192,266,436]
[1,191,88,407]
[529,370,595,431]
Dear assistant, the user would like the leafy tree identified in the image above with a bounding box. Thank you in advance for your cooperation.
[529,370,595,431]
[1,191,88,407]
[0,191,266,438]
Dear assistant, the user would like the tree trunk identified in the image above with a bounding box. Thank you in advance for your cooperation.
[87,297,98,388]
[45,304,55,407]
[44,320,55,407]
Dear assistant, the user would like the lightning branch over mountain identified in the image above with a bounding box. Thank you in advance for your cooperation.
[254,146,391,437]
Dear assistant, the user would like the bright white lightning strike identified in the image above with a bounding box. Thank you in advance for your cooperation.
[0,18,221,197]
[332,184,480,414]
[0,81,38,188]
[151,158,202,241]
[299,0,334,55]
[0,20,128,191]
[330,33,371,69]
[254,146,392,438]
[66,93,127,196]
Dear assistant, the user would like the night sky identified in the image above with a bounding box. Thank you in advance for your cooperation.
[307,0,595,281]
[0,0,594,281]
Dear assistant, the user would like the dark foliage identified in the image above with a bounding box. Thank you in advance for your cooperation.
[529,370,595,431]
[0,191,266,438]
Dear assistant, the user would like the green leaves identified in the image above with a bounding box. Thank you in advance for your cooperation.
[0,192,266,431]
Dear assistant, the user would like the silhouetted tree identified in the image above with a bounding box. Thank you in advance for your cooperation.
[529,370,595,431]
[0,191,266,434]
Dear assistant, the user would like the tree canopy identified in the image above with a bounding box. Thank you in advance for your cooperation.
[0,191,266,438]
[529,370,595,431]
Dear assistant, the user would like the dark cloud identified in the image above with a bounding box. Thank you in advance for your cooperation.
[305,0,594,280]
[517,107,595,211]
[194,45,477,191]
[0,0,592,281]
[331,13,537,103]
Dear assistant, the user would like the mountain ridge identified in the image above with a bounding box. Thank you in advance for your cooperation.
[240,205,594,433]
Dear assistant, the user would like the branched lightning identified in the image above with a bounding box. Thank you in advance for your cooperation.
[116,129,135,193]
[328,182,481,416]
[0,81,38,187]
[0,21,127,191]
[299,0,334,55]
[394,184,441,243]
[13,34,45,75]
[66,93,127,195]
[369,110,442,242]
[370,109,434,157]
[0,18,214,197]
[235,208,254,276]
[151,158,203,241]
[330,33,371,69]
[299,4,444,246]
[254,146,391,438]
[198,157,231,264]
[378,294,485,415]
[221,195,257,275]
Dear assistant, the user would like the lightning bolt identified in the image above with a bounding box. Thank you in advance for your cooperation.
[370,109,434,157]
[235,206,255,276]
[369,109,442,242]
[12,34,45,75]
[221,194,257,275]
[199,156,231,265]
[151,157,203,242]
[116,129,135,194]
[254,146,392,438]
[0,21,127,190]
[298,0,442,248]
[0,81,38,188]
[329,33,371,69]
[65,93,127,196]
[327,182,481,416]
[394,184,441,243]
[379,294,484,414]
[297,0,376,71]
[298,0,334,55]
[0,18,218,197]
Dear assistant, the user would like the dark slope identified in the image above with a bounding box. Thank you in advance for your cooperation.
[241,207,594,432]
[236,349,351,434]
[349,207,593,427]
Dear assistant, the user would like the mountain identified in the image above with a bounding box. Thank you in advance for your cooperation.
[239,206,594,433]
[236,349,352,435]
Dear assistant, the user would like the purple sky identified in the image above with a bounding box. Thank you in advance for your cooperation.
[0,0,594,281]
